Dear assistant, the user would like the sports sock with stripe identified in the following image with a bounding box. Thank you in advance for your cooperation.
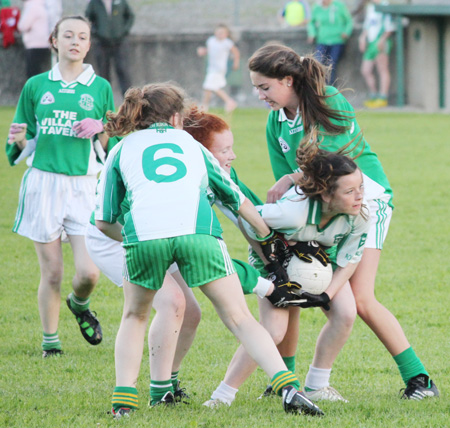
[68,292,90,314]
[112,386,138,412]
[394,346,429,387]
[150,379,173,405]
[42,331,62,351]
[171,371,179,390]
[271,370,300,396]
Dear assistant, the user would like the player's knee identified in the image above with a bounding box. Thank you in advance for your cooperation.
[339,308,357,330]
[354,295,375,320]
[183,303,202,330]
[77,268,100,287]
[222,309,250,333]
[42,268,64,289]
[155,286,186,316]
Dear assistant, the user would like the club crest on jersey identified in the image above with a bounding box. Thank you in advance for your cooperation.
[278,137,290,153]
[79,94,94,111]
[40,91,55,105]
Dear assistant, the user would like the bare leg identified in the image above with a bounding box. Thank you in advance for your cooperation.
[68,234,100,298]
[223,296,290,388]
[170,270,201,371]
[34,239,64,334]
[350,248,410,356]
[214,89,237,112]
[115,279,156,387]
[200,274,287,379]
[149,274,185,381]
[311,282,356,368]
[361,59,377,95]
[201,90,213,112]
[375,52,390,97]
[276,307,300,358]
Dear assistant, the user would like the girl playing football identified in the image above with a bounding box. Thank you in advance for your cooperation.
[246,42,438,401]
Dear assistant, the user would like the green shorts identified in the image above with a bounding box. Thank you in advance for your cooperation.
[363,37,392,61]
[232,259,261,295]
[123,234,235,290]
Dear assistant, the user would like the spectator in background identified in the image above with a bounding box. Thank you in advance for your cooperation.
[278,0,311,27]
[197,23,240,113]
[307,0,352,85]
[85,0,134,96]
[359,0,395,108]
[0,0,20,48]
[18,0,51,77]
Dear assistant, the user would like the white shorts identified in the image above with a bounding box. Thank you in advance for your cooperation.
[13,168,97,243]
[85,222,179,287]
[85,223,124,286]
[365,198,393,250]
[203,71,227,91]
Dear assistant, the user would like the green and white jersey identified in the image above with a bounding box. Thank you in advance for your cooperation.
[363,1,395,43]
[95,124,245,244]
[243,188,370,268]
[266,86,393,207]
[6,64,115,176]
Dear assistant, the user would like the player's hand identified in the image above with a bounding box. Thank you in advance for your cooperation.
[73,118,104,139]
[197,46,207,56]
[266,262,301,308]
[265,262,303,308]
[296,291,331,310]
[290,241,330,267]
[260,232,290,265]
[266,175,293,203]
[7,123,27,149]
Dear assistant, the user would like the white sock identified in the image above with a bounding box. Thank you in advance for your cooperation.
[210,381,238,405]
[304,365,331,390]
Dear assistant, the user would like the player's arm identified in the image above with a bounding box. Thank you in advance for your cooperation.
[95,220,123,242]
[237,198,271,240]
[324,262,358,300]
[230,44,240,70]
[265,115,300,202]
[94,143,126,227]
[6,81,36,165]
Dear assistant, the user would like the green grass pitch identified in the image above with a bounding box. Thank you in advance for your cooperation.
[0,106,448,427]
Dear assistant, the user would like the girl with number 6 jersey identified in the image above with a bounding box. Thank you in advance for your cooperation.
[94,82,323,418]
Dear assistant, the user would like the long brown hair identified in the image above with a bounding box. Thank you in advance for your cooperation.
[248,43,351,136]
[295,136,368,219]
[105,82,187,137]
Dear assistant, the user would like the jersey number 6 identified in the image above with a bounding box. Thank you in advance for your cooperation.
[142,143,187,183]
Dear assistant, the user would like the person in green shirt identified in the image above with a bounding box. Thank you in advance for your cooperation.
[5,16,115,357]
[307,0,353,84]
[247,42,438,401]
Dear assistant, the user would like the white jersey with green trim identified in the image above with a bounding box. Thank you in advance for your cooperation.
[243,187,370,268]
[95,124,245,244]
[7,63,115,176]
[363,1,395,43]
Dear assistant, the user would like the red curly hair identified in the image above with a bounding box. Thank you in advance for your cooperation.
[183,107,230,150]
